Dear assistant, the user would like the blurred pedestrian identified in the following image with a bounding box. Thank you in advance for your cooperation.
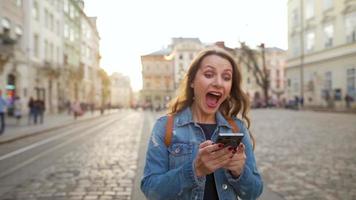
[37,99,45,124]
[71,100,82,119]
[0,90,7,134]
[13,96,22,125]
[28,97,35,125]
[344,93,353,108]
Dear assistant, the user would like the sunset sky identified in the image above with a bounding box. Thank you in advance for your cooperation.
[84,0,288,91]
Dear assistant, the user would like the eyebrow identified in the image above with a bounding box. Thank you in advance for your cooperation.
[202,65,232,73]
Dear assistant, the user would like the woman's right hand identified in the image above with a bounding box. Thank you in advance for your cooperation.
[194,140,234,177]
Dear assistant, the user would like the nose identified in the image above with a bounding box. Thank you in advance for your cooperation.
[213,76,223,88]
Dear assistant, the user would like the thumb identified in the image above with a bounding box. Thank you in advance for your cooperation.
[199,140,213,149]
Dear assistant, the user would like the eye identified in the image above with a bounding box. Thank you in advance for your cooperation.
[222,74,232,81]
[204,72,214,79]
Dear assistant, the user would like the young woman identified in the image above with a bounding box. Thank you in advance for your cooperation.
[141,47,263,200]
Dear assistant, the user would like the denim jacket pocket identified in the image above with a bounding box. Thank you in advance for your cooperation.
[167,143,193,169]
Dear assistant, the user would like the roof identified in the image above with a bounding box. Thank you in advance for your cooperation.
[144,48,172,56]
[172,37,202,45]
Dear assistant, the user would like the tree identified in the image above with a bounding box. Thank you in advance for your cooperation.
[238,42,270,106]
[98,68,111,106]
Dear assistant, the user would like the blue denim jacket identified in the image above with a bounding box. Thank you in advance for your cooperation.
[141,107,263,200]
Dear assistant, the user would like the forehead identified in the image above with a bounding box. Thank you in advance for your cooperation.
[200,54,233,71]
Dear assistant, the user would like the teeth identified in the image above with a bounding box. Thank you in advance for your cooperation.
[210,92,222,96]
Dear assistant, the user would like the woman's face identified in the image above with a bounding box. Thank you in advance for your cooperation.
[191,54,233,115]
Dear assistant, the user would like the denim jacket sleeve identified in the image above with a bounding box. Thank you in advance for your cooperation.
[140,116,205,200]
[224,119,264,200]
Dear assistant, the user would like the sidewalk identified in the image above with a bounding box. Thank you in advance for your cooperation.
[0,109,118,144]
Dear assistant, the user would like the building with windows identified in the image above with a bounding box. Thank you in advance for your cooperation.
[110,73,132,108]
[81,14,101,107]
[0,0,26,115]
[22,0,64,113]
[169,37,204,90]
[0,0,102,114]
[141,48,175,110]
[286,0,356,108]
[62,0,82,104]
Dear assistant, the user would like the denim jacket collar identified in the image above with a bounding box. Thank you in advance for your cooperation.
[175,107,232,129]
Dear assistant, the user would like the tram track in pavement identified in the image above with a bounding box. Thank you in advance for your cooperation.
[0,111,134,197]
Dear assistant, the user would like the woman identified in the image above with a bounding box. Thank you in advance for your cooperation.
[141,48,263,200]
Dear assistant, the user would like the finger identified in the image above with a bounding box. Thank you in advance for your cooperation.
[199,140,213,149]
[204,143,226,153]
[237,143,245,153]
[210,148,234,165]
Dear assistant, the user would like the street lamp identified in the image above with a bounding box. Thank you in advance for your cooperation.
[300,0,305,104]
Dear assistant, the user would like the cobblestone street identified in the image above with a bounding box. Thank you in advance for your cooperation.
[0,109,355,200]
[252,109,356,200]
[0,111,145,200]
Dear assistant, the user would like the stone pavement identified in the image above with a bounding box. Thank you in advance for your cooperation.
[4,108,352,199]
[0,111,143,200]
[252,109,356,200]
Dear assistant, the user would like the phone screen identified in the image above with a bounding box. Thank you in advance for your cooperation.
[216,133,244,148]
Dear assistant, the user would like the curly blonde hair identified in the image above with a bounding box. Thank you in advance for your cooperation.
[168,47,255,149]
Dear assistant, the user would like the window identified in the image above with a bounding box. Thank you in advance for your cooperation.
[292,8,299,26]
[179,54,183,60]
[64,0,69,13]
[1,18,11,31]
[323,0,333,11]
[345,12,356,43]
[15,0,22,7]
[347,68,356,99]
[15,26,23,36]
[276,79,281,89]
[14,25,22,45]
[324,71,332,91]
[32,1,39,21]
[50,43,54,62]
[64,24,69,39]
[33,34,39,58]
[306,31,315,52]
[293,78,299,92]
[323,24,333,47]
[50,14,54,31]
[292,36,300,56]
[45,40,48,61]
[57,46,60,63]
[44,10,49,28]
[305,0,315,19]
[56,20,60,35]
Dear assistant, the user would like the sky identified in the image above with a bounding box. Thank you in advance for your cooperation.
[84,0,288,92]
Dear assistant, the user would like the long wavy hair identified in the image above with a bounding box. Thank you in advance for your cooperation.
[167,47,255,149]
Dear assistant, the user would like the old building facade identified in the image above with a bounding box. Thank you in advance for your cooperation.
[286,0,356,108]
[110,73,132,108]
[141,49,175,110]
[0,0,102,114]
[0,0,26,115]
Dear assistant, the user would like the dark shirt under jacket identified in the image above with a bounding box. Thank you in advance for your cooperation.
[198,123,219,200]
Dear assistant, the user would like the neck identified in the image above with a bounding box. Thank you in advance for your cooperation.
[191,103,216,124]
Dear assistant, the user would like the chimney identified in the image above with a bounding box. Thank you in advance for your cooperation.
[215,41,225,48]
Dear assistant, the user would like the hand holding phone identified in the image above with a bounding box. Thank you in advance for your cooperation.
[216,133,244,149]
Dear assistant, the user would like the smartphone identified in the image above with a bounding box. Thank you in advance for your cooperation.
[216,133,244,149]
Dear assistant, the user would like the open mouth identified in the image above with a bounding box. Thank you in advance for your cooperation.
[205,91,222,108]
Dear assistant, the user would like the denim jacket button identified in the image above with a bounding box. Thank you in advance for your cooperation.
[175,147,180,153]
[222,184,228,190]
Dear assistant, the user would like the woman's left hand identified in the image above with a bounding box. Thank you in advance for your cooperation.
[223,143,246,177]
